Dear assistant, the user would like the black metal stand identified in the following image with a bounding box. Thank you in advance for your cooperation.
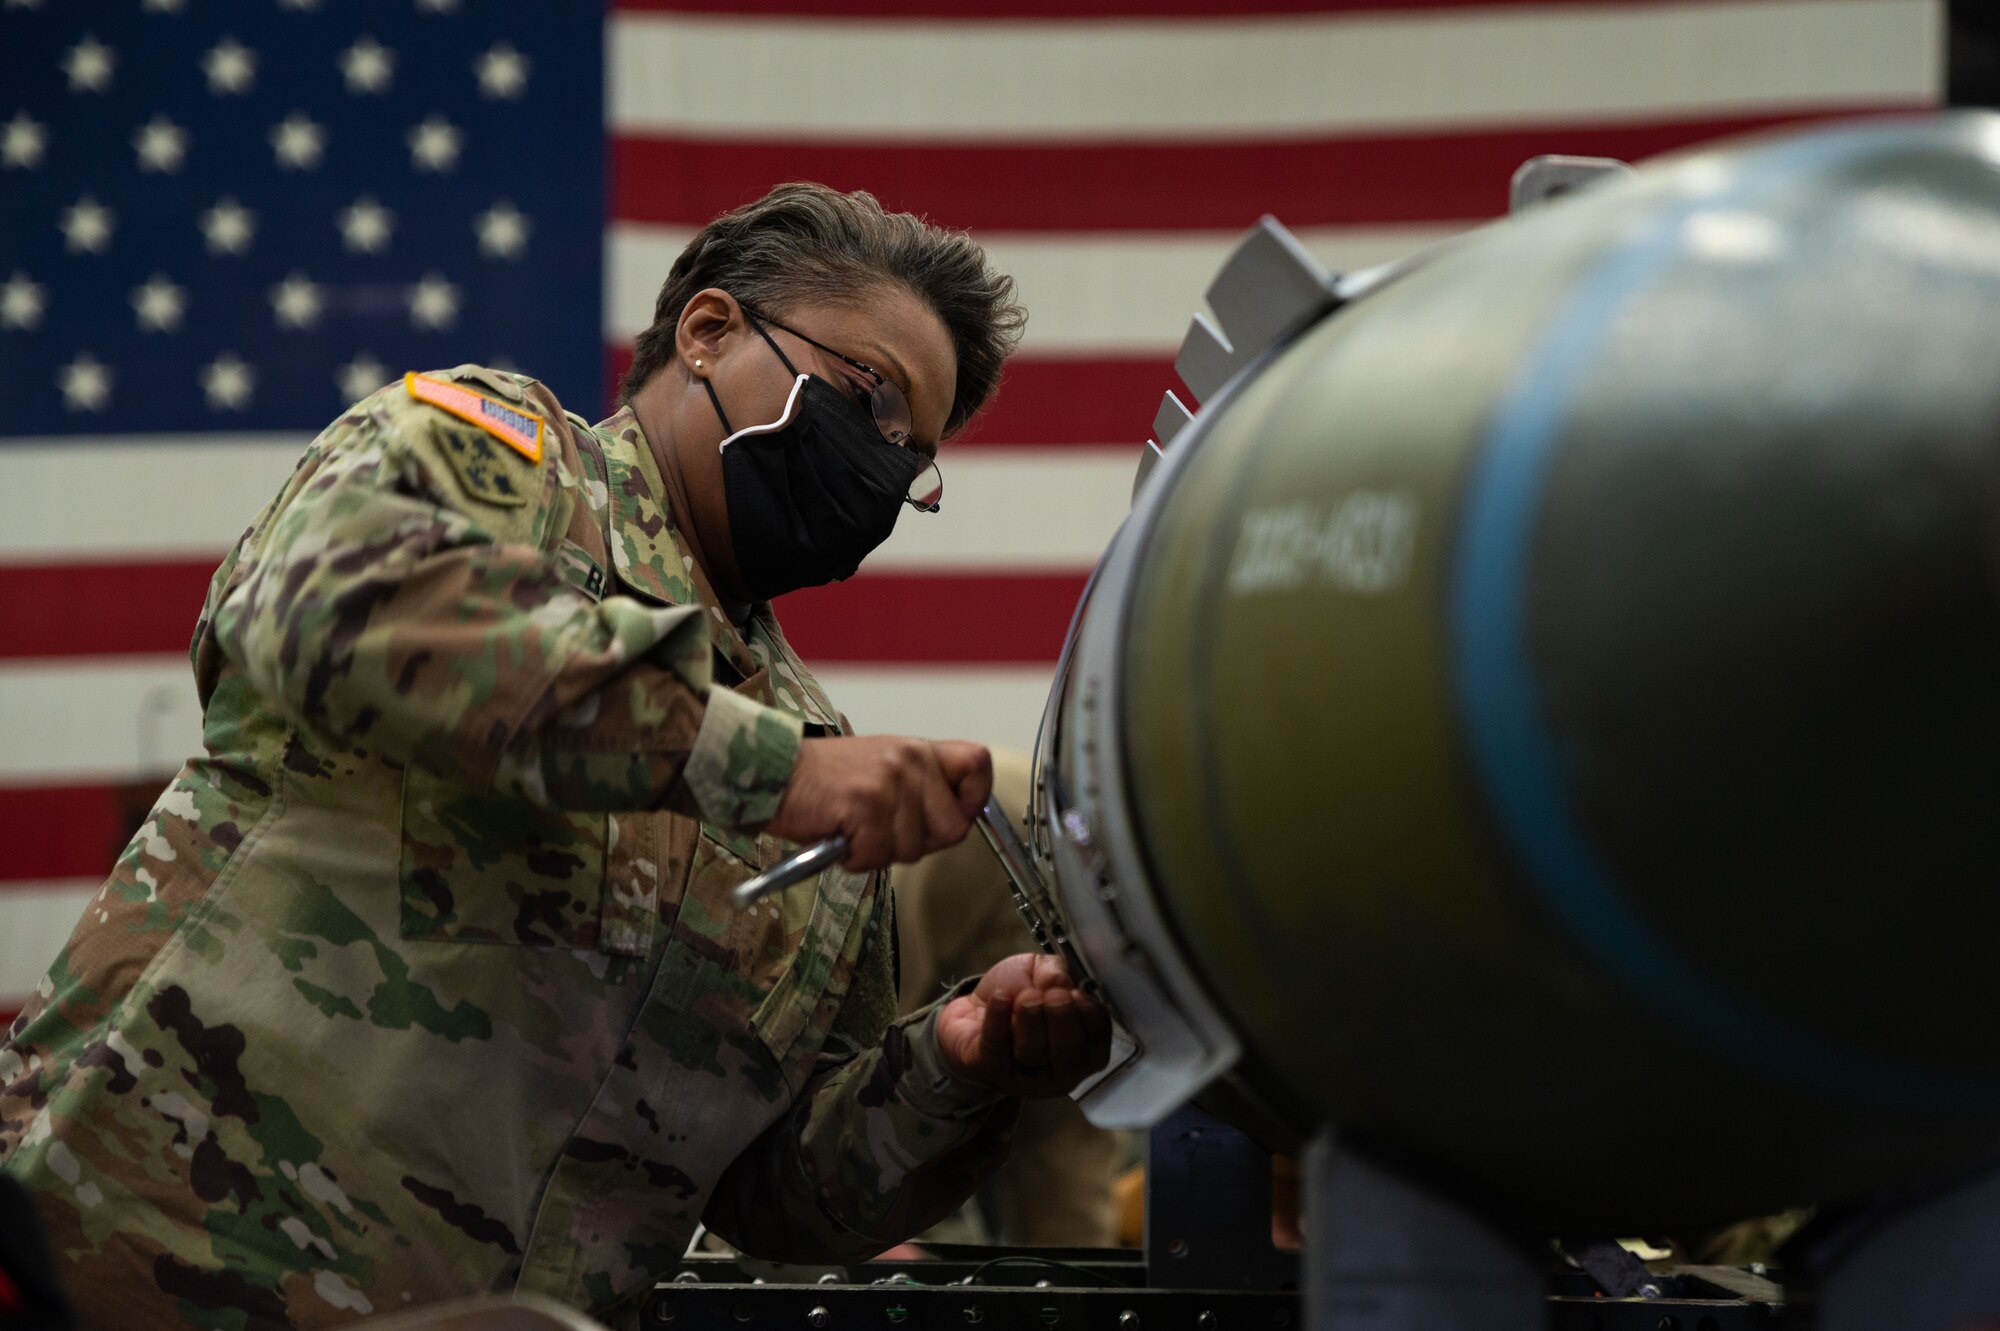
[644,1111,1948,1331]
[642,1259,1291,1331]
[1145,1104,1298,1293]
[642,1106,1300,1331]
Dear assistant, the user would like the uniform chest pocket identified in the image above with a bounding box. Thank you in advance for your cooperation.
[399,768,652,956]
[690,828,875,1061]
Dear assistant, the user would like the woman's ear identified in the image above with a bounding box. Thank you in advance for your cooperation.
[675,288,740,378]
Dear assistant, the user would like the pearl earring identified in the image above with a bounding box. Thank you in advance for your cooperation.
[694,359,703,369]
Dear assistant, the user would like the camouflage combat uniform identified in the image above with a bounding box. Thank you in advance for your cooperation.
[895,749,1120,1248]
[0,367,1015,1330]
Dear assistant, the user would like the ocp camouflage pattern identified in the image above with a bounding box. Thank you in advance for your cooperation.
[0,366,1016,1329]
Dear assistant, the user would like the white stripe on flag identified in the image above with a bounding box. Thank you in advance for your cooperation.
[1,443,1133,566]
[872,448,1131,568]
[607,224,1465,349]
[0,657,204,784]
[0,435,308,561]
[608,1,1940,140]
[0,880,94,1007]
[0,655,1062,783]
[813,664,1058,753]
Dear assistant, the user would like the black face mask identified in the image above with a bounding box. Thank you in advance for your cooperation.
[705,322,926,600]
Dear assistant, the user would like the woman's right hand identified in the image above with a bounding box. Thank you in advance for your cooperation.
[764,735,993,869]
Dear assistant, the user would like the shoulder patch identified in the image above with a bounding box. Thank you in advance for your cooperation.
[434,427,533,507]
[406,372,544,464]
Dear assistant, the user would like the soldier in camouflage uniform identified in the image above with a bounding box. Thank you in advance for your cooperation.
[0,184,1110,1329]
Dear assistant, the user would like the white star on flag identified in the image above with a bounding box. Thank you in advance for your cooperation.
[407,116,461,172]
[270,272,323,329]
[278,0,320,10]
[133,115,189,173]
[270,113,326,171]
[341,37,395,94]
[201,198,256,255]
[1,112,45,170]
[131,275,188,333]
[476,43,530,99]
[200,354,256,411]
[1,273,45,331]
[416,0,461,13]
[203,38,257,95]
[475,201,530,260]
[409,274,459,330]
[338,355,390,404]
[338,197,395,254]
[142,0,185,11]
[4,0,45,9]
[64,35,115,93]
[58,355,113,413]
[59,197,115,253]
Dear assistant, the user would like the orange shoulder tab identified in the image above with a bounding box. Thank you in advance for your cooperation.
[405,371,544,464]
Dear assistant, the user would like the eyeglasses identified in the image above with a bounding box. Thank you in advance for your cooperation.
[741,305,943,513]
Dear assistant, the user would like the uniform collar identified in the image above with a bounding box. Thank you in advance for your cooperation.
[592,406,843,731]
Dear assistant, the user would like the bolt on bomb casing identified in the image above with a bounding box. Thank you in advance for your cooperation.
[1060,113,2000,1232]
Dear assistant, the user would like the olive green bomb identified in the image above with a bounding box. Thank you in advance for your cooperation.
[1089,114,2000,1232]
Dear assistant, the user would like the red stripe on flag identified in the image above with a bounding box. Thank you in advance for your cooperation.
[611,109,1910,232]
[776,572,1087,663]
[613,0,1669,15]
[962,356,1180,446]
[0,559,214,660]
[607,346,1178,447]
[4,561,1087,664]
[0,783,127,884]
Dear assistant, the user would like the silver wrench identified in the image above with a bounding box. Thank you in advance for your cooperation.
[730,798,1035,912]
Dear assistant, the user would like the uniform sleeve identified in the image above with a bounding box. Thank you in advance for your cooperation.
[702,892,1020,1261]
[203,392,801,826]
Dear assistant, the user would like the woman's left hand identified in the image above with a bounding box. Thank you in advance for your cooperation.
[935,954,1113,1099]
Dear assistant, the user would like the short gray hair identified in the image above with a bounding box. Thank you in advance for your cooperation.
[619,182,1026,438]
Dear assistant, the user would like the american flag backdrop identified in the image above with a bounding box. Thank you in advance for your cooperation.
[0,0,1943,1022]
